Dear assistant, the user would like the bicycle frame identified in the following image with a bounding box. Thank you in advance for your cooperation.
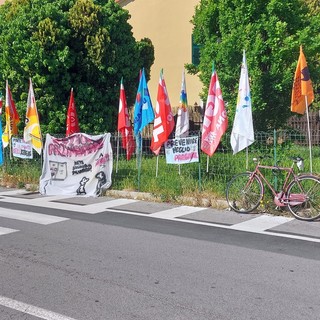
[248,162,300,207]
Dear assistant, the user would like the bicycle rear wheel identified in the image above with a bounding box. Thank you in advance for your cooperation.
[226,172,263,213]
[287,175,320,221]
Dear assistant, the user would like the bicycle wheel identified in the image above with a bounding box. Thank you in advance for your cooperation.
[287,175,320,221]
[226,172,263,213]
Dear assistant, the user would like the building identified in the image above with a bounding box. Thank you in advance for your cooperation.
[119,0,202,107]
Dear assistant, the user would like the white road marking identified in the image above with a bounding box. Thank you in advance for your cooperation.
[150,206,204,219]
[229,215,294,232]
[0,226,18,235]
[0,208,69,225]
[173,216,320,243]
[0,195,138,214]
[0,295,78,320]
[0,193,319,243]
[0,189,26,196]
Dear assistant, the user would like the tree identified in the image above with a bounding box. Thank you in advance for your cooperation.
[187,0,320,131]
[0,0,154,134]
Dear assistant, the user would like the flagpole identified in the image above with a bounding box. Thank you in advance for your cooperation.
[305,95,312,173]
[206,155,209,173]
[137,132,142,191]
[156,155,159,177]
[245,147,249,171]
[116,131,120,173]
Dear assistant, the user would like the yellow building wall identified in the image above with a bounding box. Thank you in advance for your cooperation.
[124,0,202,107]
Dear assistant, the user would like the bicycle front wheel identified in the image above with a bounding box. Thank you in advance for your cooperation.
[226,172,263,213]
[287,175,320,221]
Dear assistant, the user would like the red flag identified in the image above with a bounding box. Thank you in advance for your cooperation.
[118,78,135,160]
[201,63,228,156]
[66,88,80,136]
[150,69,175,155]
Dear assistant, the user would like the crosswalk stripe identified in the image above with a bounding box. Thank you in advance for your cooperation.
[0,226,18,235]
[150,206,204,219]
[0,295,78,320]
[0,196,138,214]
[0,208,69,225]
[229,215,294,232]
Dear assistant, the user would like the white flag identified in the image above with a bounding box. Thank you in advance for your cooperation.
[231,50,254,154]
[175,70,189,137]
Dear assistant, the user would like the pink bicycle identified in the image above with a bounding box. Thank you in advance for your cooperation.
[226,156,320,221]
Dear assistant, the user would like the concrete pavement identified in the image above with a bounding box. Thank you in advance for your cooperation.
[0,187,319,242]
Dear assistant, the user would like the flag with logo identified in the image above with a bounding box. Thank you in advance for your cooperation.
[291,46,314,114]
[66,88,80,136]
[133,68,155,136]
[2,81,20,148]
[231,50,254,154]
[118,78,135,160]
[175,69,189,138]
[201,63,228,156]
[151,69,175,155]
[24,78,42,155]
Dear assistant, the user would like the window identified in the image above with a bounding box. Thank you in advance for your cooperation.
[192,34,201,66]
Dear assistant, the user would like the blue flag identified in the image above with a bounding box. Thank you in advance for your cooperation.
[133,68,154,136]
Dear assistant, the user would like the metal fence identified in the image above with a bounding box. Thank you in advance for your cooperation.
[1,129,320,198]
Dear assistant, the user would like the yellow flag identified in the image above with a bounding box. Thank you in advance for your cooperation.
[24,78,42,155]
[291,46,314,114]
[2,81,20,148]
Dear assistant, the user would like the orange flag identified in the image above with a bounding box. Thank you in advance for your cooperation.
[66,88,80,136]
[24,78,42,154]
[291,46,314,114]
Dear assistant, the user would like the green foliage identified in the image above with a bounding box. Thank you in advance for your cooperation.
[0,0,154,134]
[187,0,320,131]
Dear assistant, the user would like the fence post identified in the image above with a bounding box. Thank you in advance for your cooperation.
[273,129,278,191]
[198,131,201,192]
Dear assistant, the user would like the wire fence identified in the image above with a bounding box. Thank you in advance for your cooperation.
[1,129,320,198]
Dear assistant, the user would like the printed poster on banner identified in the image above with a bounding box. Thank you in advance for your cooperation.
[165,136,199,164]
[12,138,33,159]
[39,133,113,197]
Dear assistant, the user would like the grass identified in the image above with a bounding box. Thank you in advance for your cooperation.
[1,142,319,211]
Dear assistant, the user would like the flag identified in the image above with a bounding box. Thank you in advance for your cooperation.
[175,69,189,138]
[24,78,42,155]
[66,88,80,136]
[2,81,20,148]
[291,46,314,114]
[231,50,254,154]
[201,62,228,156]
[151,69,175,155]
[0,103,3,166]
[118,78,135,160]
[133,68,155,136]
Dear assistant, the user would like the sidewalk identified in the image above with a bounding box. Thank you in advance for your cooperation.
[0,187,319,242]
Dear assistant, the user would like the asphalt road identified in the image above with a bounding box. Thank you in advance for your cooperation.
[0,190,319,320]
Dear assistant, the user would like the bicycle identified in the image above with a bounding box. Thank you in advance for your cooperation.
[225,156,320,221]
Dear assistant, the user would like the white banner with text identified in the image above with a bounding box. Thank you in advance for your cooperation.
[39,133,113,197]
[165,136,199,164]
